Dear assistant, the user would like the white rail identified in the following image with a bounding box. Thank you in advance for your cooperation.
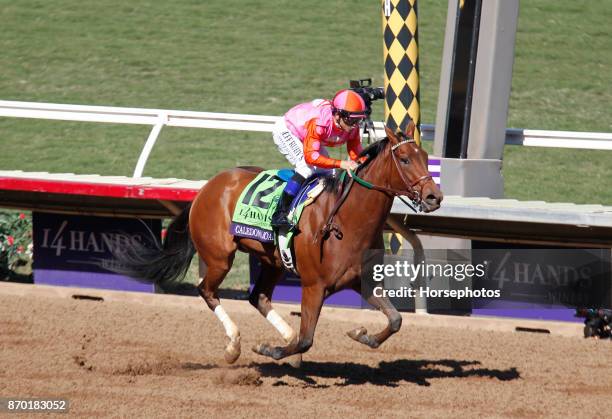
[1,100,610,177]
[505,128,612,150]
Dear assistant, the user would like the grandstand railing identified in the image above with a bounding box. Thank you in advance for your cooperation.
[1,100,611,177]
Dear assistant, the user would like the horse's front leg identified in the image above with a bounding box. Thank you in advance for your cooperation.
[253,284,324,360]
[249,262,302,367]
[347,282,402,349]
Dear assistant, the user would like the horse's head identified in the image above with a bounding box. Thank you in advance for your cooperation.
[382,122,443,212]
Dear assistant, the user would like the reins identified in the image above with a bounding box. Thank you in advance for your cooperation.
[319,172,354,240]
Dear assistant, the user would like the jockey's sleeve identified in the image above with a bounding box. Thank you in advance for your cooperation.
[346,128,364,162]
[303,119,342,169]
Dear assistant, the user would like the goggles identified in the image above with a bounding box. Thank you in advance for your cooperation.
[337,109,365,127]
[342,116,362,127]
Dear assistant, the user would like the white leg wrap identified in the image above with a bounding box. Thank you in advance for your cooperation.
[266,310,296,342]
[214,305,239,340]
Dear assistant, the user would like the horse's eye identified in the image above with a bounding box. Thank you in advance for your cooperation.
[400,157,410,165]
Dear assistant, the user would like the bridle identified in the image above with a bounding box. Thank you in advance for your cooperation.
[349,137,432,212]
[318,137,432,241]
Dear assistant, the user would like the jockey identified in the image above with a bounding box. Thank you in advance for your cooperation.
[271,89,367,228]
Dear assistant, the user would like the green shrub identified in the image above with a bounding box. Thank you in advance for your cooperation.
[0,211,33,280]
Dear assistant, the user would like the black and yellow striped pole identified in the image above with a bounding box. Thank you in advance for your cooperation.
[381,0,421,145]
[382,0,421,254]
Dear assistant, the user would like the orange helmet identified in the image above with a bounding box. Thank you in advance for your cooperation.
[332,89,367,119]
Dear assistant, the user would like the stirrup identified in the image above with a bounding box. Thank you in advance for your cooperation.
[271,212,292,228]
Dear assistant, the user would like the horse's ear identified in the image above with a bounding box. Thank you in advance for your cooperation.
[405,120,416,139]
[384,125,397,142]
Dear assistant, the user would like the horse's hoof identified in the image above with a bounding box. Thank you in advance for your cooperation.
[252,343,286,361]
[286,353,302,368]
[224,338,241,364]
[347,326,367,342]
[252,343,269,356]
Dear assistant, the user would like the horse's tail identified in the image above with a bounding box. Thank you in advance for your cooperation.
[108,203,196,285]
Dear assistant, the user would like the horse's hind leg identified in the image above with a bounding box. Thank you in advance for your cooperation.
[249,263,302,367]
[197,251,242,364]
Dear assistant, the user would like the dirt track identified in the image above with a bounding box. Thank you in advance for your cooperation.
[1,284,611,418]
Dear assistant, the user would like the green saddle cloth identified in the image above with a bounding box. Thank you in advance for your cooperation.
[230,170,307,243]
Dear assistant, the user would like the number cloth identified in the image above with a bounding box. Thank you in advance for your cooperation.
[232,171,286,232]
[229,170,324,244]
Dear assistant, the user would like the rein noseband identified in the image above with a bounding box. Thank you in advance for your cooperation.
[351,138,432,209]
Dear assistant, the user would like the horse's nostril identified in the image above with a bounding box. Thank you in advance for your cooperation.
[426,194,439,204]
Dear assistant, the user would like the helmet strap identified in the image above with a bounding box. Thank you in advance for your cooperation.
[332,113,342,129]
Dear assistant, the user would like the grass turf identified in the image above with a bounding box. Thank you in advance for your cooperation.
[1,0,609,203]
[1,1,611,288]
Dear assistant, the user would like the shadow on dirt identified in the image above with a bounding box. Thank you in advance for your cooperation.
[251,359,520,387]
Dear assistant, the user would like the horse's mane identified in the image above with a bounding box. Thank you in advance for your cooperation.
[323,137,390,195]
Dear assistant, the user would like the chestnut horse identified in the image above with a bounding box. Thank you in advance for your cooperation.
[114,125,442,365]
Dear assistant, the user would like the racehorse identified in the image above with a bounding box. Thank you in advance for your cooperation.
[113,123,442,366]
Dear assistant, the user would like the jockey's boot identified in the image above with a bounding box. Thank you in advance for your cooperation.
[271,172,305,229]
[270,191,294,228]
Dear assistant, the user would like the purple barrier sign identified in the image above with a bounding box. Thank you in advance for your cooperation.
[471,244,612,322]
[428,158,441,186]
[249,256,364,308]
[361,247,611,322]
[472,304,578,322]
[33,212,160,293]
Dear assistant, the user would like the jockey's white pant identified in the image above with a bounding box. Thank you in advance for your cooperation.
[272,118,330,179]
